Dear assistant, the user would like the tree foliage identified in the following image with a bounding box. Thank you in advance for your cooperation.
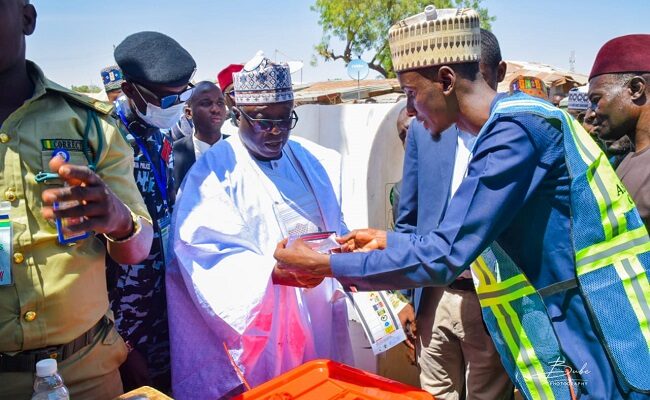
[71,84,102,93]
[312,0,494,78]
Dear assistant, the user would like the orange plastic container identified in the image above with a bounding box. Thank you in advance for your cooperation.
[234,359,433,400]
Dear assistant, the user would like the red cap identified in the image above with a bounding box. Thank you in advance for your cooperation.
[590,34,650,80]
[217,64,244,91]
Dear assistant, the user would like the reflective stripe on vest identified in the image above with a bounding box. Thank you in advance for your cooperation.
[474,94,650,394]
[470,245,576,400]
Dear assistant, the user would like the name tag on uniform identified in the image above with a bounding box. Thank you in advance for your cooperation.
[0,202,13,286]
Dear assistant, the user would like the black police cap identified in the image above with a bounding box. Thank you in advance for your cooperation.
[114,31,196,86]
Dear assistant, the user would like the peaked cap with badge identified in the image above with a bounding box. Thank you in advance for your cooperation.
[100,65,124,93]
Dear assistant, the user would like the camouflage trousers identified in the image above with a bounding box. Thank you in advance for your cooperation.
[107,259,171,393]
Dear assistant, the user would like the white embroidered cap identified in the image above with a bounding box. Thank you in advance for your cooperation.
[568,85,590,111]
[233,51,294,105]
[388,5,481,73]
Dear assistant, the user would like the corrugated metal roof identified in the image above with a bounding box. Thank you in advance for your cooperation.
[498,60,588,93]
[294,79,402,105]
[289,60,588,105]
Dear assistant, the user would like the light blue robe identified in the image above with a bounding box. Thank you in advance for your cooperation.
[167,135,353,399]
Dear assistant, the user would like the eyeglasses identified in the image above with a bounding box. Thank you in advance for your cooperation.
[133,82,194,109]
[236,108,299,132]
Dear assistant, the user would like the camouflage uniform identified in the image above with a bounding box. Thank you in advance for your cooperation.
[106,96,174,392]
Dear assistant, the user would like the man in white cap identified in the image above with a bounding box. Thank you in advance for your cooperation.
[276,5,650,399]
[567,85,589,124]
[393,28,512,399]
[166,52,353,399]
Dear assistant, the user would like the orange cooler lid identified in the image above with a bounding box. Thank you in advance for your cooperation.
[234,359,433,400]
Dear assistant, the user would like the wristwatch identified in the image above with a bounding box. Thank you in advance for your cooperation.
[104,209,142,243]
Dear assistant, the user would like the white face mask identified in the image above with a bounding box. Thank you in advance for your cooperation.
[134,101,185,130]
[131,83,188,130]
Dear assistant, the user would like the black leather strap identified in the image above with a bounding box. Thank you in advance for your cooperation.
[448,278,475,291]
[0,316,109,373]
[538,278,578,298]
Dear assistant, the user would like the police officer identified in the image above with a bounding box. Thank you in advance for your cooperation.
[0,1,153,399]
[100,65,125,103]
[108,31,195,393]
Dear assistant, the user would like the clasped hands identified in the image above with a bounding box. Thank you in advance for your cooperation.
[271,228,387,288]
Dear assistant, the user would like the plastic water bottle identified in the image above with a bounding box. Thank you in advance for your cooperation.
[31,359,70,400]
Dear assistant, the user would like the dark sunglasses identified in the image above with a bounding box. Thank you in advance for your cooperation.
[133,82,194,110]
[236,108,299,132]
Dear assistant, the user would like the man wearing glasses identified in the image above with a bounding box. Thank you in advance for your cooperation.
[166,53,353,399]
[108,31,196,393]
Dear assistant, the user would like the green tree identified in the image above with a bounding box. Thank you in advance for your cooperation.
[312,0,494,78]
[71,84,102,93]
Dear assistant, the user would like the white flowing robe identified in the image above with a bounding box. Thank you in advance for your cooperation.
[167,135,354,399]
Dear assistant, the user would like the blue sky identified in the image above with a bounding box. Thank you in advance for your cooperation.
[26,0,649,88]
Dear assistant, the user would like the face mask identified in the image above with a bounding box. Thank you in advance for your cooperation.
[134,101,185,130]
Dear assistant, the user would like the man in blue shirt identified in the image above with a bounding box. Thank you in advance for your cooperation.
[394,29,511,399]
[275,6,642,399]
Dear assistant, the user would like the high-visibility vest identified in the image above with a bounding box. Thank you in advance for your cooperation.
[469,93,650,400]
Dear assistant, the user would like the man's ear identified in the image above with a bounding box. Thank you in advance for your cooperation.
[184,105,192,119]
[121,81,135,98]
[438,66,456,94]
[121,81,146,114]
[628,76,647,102]
[23,4,37,36]
[497,61,507,83]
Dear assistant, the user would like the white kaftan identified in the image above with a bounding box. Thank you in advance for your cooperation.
[166,135,354,399]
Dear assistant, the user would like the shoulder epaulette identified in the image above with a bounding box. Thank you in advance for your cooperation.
[44,78,115,115]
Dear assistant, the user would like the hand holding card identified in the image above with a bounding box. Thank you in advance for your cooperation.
[274,232,336,282]
[286,231,340,254]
